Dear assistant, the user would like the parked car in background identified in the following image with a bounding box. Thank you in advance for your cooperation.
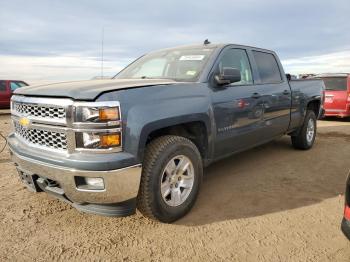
[0,80,28,108]
[314,73,350,118]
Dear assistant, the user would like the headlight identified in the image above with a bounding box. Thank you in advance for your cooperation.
[81,106,120,122]
[74,101,122,152]
[79,131,121,149]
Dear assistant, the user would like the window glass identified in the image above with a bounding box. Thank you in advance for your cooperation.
[116,47,214,82]
[10,81,27,91]
[0,81,6,92]
[253,51,282,84]
[217,49,253,85]
[132,58,167,78]
[322,77,347,91]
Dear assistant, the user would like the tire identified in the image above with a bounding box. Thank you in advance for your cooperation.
[137,135,203,222]
[291,110,317,150]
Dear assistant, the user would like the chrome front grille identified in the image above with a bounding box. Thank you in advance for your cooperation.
[14,121,67,151]
[13,102,66,120]
[11,95,122,154]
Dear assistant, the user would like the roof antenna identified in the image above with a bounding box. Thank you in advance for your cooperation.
[203,39,211,45]
[101,27,104,79]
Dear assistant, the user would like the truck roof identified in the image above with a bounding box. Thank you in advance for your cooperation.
[148,43,276,54]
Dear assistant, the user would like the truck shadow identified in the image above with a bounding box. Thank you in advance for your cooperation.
[177,129,349,226]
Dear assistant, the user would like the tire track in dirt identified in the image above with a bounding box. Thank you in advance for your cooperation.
[318,131,350,141]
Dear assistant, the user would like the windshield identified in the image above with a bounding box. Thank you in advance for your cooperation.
[322,77,348,91]
[115,47,215,82]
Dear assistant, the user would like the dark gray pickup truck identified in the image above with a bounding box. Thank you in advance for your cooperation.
[9,43,325,222]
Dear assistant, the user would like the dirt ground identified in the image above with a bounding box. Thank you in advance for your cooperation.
[0,113,349,261]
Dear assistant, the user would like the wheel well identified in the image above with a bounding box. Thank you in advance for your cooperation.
[307,100,320,117]
[146,122,208,159]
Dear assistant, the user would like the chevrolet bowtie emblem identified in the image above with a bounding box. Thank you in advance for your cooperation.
[19,117,30,127]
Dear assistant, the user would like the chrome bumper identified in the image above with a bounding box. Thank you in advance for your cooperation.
[10,149,142,204]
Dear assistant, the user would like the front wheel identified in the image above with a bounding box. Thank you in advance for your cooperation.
[137,135,203,222]
[291,110,317,150]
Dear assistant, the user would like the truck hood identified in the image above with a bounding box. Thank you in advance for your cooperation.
[14,79,178,100]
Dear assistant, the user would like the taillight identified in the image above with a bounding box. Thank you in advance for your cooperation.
[347,93,350,102]
[344,205,350,220]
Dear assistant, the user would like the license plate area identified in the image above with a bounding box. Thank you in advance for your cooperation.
[325,96,334,103]
[16,168,41,192]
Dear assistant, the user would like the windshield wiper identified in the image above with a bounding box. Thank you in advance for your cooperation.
[140,76,158,79]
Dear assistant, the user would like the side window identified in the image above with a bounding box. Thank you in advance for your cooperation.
[0,81,6,92]
[10,81,26,91]
[217,49,253,85]
[252,51,282,84]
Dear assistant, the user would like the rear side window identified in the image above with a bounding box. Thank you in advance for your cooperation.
[10,81,27,91]
[322,77,347,91]
[253,51,282,84]
[0,81,6,92]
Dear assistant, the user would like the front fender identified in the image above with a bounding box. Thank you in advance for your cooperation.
[125,96,213,161]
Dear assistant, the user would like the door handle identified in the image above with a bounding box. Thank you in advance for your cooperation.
[283,90,290,95]
[251,92,261,99]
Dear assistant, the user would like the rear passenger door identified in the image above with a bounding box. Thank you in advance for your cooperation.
[250,50,291,139]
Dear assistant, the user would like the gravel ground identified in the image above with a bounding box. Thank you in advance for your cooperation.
[0,114,349,261]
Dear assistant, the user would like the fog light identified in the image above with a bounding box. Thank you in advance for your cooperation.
[75,176,105,190]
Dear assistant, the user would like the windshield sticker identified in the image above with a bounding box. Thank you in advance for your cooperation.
[179,55,205,61]
[186,70,197,76]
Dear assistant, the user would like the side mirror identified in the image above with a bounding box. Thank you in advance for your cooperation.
[215,67,241,85]
[286,73,291,81]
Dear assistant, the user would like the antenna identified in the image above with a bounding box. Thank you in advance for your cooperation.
[101,27,104,79]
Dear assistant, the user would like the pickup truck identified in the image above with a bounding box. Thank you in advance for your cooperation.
[8,43,325,222]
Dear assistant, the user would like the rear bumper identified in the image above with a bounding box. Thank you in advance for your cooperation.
[324,108,350,118]
[341,218,350,240]
[9,147,142,216]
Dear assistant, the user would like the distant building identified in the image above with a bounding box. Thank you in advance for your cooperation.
[299,74,316,79]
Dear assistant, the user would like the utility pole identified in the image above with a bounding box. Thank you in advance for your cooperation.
[101,27,104,79]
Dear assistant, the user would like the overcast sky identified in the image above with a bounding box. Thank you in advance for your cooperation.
[1,0,349,82]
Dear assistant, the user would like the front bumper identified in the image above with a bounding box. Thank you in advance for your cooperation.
[341,218,350,240]
[9,147,142,216]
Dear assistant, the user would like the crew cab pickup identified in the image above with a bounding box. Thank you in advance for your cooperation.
[8,43,325,222]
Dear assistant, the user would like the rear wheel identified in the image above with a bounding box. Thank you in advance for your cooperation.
[291,110,317,150]
[137,135,203,222]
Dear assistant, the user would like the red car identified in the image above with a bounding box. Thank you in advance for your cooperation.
[0,80,28,108]
[316,74,350,118]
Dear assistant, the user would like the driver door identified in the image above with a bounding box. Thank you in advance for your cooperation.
[211,48,265,158]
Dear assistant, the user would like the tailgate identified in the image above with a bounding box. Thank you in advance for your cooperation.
[322,77,348,110]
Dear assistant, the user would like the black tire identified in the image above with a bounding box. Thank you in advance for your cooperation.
[291,110,317,150]
[137,135,203,222]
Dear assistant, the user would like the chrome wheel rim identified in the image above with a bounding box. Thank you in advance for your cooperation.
[160,155,195,207]
[306,118,315,144]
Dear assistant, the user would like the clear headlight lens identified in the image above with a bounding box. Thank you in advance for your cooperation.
[74,102,122,151]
